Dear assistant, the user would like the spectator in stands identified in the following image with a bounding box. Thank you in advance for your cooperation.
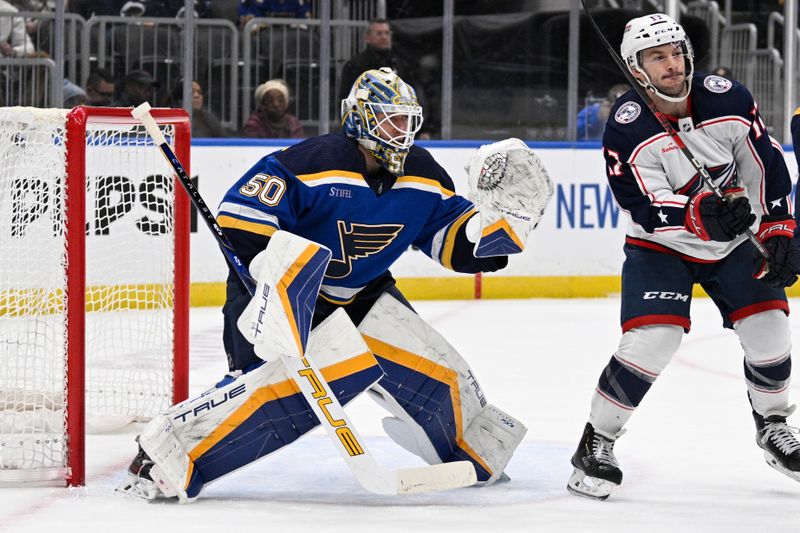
[242,78,304,138]
[162,78,228,138]
[143,0,211,18]
[7,1,53,49]
[712,65,735,81]
[238,0,311,29]
[84,68,115,106]
[69,0,129,18]
[63,78,86,107]
[70,0,211,18]
[113,69,158,107]
[338,19,410,102]
[577,83,629,141]
[0,0,35,57]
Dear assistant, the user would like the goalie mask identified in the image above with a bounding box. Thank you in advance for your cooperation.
[620,13,694,103]
[341,67,423,176]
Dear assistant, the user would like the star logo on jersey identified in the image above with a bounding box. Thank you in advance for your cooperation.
[703,75,732,94]
[326,221,404,279]
[771,199,783,209]
[657,210,669,224]
[614,102,641,124]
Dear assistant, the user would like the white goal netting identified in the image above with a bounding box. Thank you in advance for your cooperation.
[0,108,184,484]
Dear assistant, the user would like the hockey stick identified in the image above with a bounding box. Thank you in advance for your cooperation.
[130,102,478,495]
[579,0,770,262]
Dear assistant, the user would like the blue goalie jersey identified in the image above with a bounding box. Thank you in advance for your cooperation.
[218,133,501,304]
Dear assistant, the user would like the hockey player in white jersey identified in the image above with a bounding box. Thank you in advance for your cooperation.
[568,14,800,500]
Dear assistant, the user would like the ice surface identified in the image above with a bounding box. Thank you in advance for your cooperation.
[3,299,800,532]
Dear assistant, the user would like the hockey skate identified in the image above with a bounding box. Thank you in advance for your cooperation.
[567,422,624,500]
[116,443,170,502]
[753,407,800,483]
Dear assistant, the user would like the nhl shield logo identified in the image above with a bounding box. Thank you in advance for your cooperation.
[704,75,732,93]
[615,102,641,124]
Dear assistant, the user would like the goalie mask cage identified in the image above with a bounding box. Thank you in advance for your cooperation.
[0,106,190,487]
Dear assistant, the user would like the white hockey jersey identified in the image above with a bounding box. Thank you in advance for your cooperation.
[602,73,793,261]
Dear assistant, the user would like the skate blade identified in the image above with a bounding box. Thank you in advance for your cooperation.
[566,467,616,500]
[763,450,800,482]
[115,473,162,502]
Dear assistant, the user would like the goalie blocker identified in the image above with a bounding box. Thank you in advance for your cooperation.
[119,232,524,502]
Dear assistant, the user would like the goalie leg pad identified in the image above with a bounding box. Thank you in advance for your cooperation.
[132,309,382,502]
[359,293,527,484]
[237,229,332,362]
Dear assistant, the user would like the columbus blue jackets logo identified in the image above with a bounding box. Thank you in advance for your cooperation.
[703,75,732,94]
[615,102,641,124]
[676,161,738,196]
[327,221,404,279]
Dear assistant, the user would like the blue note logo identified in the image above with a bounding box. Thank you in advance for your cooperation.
[327,220,403,279]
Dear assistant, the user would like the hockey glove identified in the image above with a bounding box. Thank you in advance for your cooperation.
[753,214,800,288]
[466,138,554,257]
[684,188,755,242]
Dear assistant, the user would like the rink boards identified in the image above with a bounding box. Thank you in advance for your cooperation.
[186,139,800,302]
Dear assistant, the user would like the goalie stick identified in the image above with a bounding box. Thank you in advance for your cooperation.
[579,0,771,264]
[130,103,478,495]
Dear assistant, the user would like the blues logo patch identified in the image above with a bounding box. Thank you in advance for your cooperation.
[615,102,641,124]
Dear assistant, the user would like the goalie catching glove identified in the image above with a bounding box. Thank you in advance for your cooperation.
[466,138,554,257]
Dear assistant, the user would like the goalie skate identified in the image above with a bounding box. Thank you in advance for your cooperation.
[566,422,623,501]
[754,408,800,483]
[116,444,175,502]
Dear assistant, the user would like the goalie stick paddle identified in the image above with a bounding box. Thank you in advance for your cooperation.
[130,103,478,495]
[579,0,770,263]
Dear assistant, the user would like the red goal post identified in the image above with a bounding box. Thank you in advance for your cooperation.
[0,106,190,486]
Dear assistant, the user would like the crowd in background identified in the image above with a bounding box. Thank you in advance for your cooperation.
[0,1,788,140]
[0,0,454,139]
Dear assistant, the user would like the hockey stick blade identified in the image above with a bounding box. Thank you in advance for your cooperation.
[578,1,769,263]
[131,102,478,495]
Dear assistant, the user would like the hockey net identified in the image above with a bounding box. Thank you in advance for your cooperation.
[0,107,190,486]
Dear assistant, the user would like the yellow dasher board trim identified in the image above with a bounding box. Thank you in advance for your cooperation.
[0,284,175,316]
[186,275,770,306]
